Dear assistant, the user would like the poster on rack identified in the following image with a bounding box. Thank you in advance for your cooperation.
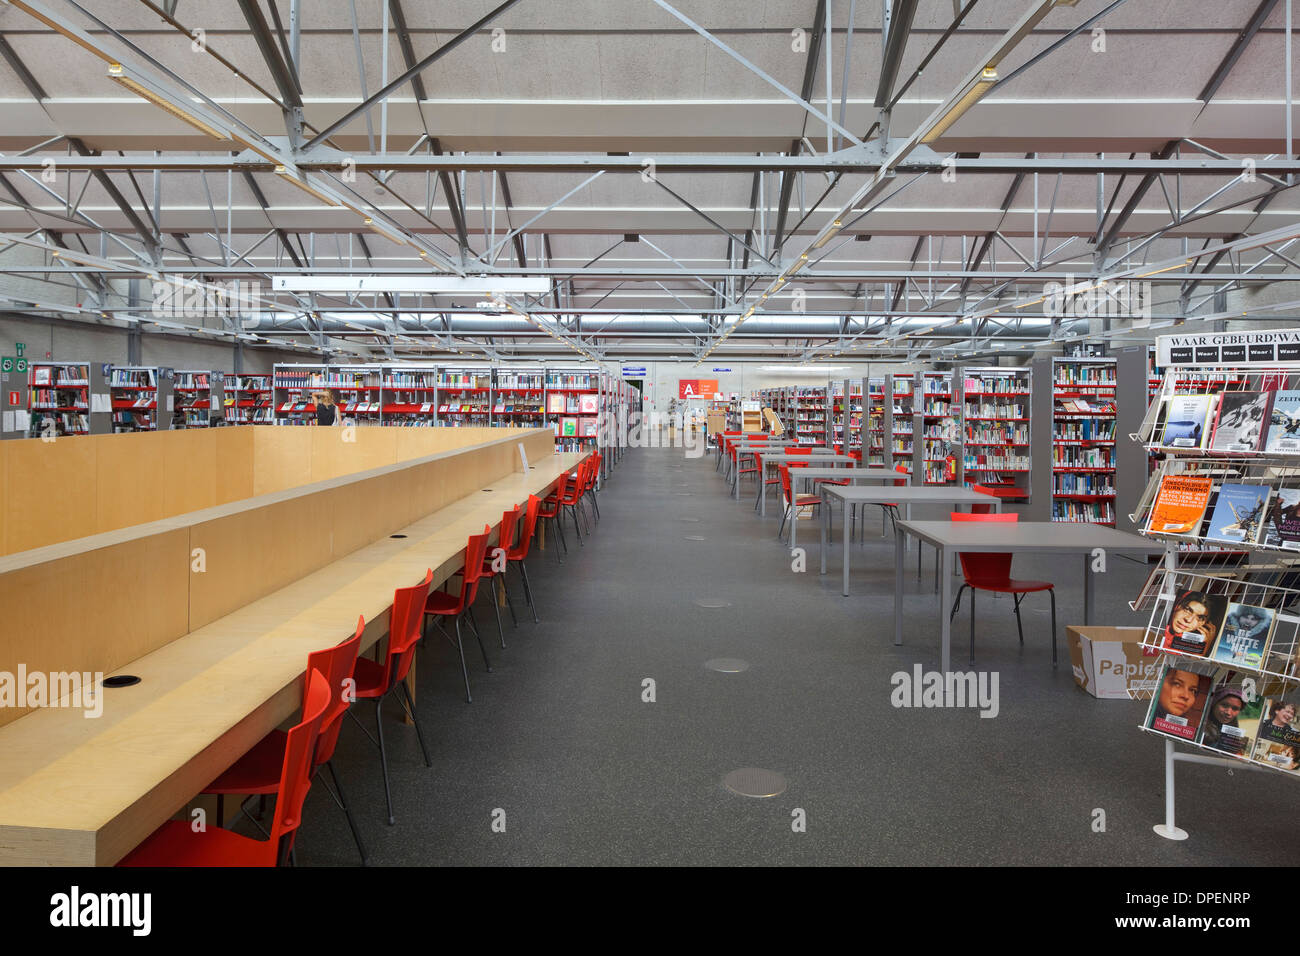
[1209,391,1272,451]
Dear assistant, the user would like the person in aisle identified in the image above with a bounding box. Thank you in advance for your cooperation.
[312,388,341,426]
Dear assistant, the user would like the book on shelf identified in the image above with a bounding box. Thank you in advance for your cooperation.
[1160,394,1216,448]
[1264,390,1300,452]
[579,394,599,414]
[1260,488,1300,550]
[1204,483,1270,545]
[1156,588,1228,658]
[561,418,577,437]
[1146,474,1214,535]
[1209,391,1272,452]
[1207,603,1277,668]
[1249,698,1300,773]
[547,394,567,414]
[1144,660,1214,742]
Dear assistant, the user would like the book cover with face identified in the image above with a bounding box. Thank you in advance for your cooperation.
[1210,603,1276,667]
[1159,589,1227,658]
[1146,663,1213,741]
[1250,698,1300,773]
[1196,674,1254,758]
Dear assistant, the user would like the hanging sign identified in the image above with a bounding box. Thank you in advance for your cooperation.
[1158,327,1300,367]
[678,379,719,399]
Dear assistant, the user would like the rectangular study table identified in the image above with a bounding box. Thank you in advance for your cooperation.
[727,442,814,495]
[753,452,853,512]
[893,520,1166,673]
[819,486,1000,595]
[0,451,587,866]
[721,438,793,482]
[785,468,901,551]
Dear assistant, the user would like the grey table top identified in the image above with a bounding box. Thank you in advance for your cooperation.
[793,466,897,481]
[821,485,996,504]
[761,452,854,464]
[895,519,1166,552]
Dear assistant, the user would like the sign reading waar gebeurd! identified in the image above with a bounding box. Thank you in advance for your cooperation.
[1157,327,1300,367]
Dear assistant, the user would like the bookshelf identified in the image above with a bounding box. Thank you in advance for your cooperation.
[109,366,173,433]
[792,386,828,446]
[274,365,384,425]
[1051,356,1117,524]
[832,381,862,454]
[173,371,224,429]
[493,368,546,429]
[382,366,439,427]
[27,361,94,438]
[889,373,916,476]
[920,371,957,485]
[223,373,272,425]
[545,368,599,451]
[435,367,492,428]
[959,366,1032,498]
[865,378,886,466]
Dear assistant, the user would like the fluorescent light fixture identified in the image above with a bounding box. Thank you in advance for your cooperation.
[274,165,343,208]
[920,67,998,144]
[107,63,230,141]
[272,275,554,296]
[762,365,850,372]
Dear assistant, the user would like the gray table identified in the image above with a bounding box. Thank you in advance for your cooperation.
[819,486,1000,595]
[755,451,850,513]
[894,519,1167,673]
[724,439,795,488]
[786,467,901,551]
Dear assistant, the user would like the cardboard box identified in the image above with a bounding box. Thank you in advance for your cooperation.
[1066,625,1162,700]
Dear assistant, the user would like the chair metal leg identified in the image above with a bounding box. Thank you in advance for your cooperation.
[949,584,967,621]
[1013,593,1025,645]
[500,574,518,626]
[778,504,789,540]
[375,696,395,825]
[396,682,432,768]
[518,560,540,623]
[969,587,976,667]
[489,580,507,649]
[325,760,367,864]
[553,515,568,555]
[453,615,473,703]
[466,605,493,671]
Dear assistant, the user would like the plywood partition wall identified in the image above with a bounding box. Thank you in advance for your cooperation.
[0,425,526,555]
[0,428,554,728]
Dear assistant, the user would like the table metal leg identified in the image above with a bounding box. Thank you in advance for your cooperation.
[894,528,905,646]
[939,545,953,673]
[789,477,799,551]
[1083,553,1093,625]
[819,486,828,574]
[842,498,852,596]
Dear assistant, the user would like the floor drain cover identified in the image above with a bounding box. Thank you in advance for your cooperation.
[694,598,732,608]
[705,658,749,673]
[723,768,786,798]
[684,534,706,541]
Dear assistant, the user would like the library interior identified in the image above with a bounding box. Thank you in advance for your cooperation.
[0,0,1298,888]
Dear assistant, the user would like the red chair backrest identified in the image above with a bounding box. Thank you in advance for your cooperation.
[461,527,491,604]
[271,668,330,863]
[779,463,793,505]
[950,511,1017,583]
[510,494,541,561]
[788,448,811,456]
[385,569,434,687]
[312,616,364,768]
[499,505,521,556]
[893,463,909,488]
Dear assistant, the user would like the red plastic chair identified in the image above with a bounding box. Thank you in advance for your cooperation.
[537,471,570,561]
[555,459,589,544]
[969,484,1001,515]
[119,669,330,867]
[479,505,520,648]
[580,452,602,522]
[203,617,366,860]
[948,512,1057,667]
[507,494,544,623]
[424,528,494,703]
[777,464,821,542]
[352,570,435,825]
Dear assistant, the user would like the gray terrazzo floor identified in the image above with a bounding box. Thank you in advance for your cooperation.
[290,446,1298,866]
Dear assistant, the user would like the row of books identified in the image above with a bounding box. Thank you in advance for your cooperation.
[1053,501,1115,523]
[438,374,492,388]
[966,425,1029,445]
[1056,421,1115,441]
[965,402,1028,418]
[551,418,599,438]
[30,365,88,387]
[1054,369,1116,386]
[497,372,544,388]
[1146,476,1300,549]
[921,377,952,395]
[1052,447,1113,468]
[961,377,1028,395]
[964,453,1029,470]
[174,373,211,389]
[1057,398,1115,414]
[1157,389,1300,454]
[1153,587,1297,671]
[922,401,953,415]
[28,389,86,409]
[274,371,379,388]
[382,372,437,387]
[1145,661,1299,772]
[1053,475,1115,495]
[109,369,156,388]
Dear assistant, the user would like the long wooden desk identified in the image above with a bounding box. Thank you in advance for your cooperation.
[0,451,586,866]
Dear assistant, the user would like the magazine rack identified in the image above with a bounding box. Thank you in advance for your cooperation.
[1130,366,1300,840]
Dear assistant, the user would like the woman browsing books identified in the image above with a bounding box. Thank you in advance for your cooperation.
[311,388,341,426]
